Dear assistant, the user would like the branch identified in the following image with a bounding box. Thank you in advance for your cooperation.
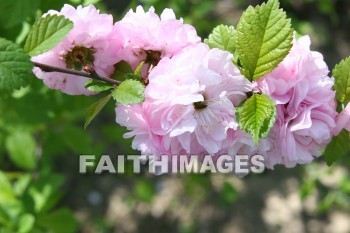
[33,62,121,86]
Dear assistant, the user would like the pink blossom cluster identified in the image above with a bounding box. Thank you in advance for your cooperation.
[116,44,251,156]
[31,4,350,170]
[249,36,338,168]
[32,4,200,94]
[33,4,121,95]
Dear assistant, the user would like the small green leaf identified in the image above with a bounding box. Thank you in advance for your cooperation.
[236,93,276,144]
[204,25,236,53]
[333,56,350,104]
[18,214,35,233]
[0,38,33,91]
[84,79,114,92]
[84,94,112,129]
[24,14,73,56]
[113,61,133,81]
[13,174,31,196]
[5,131,36,170]
[236,0,293,80]
[0,171,16,204]
[134,61,145,77]
[134,179,155,203]
[37,208,78,233]
[219,182,238,205]
[29,174,65,213]
[324,130,350,166]
[112,80,145,105]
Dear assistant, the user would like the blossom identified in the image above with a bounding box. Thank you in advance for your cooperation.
[32,4,123,95]
[251,36,338,168]
[116,6,201,81]
[116,44,252,155]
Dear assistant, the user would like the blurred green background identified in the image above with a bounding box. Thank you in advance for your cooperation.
[0,0,350,232]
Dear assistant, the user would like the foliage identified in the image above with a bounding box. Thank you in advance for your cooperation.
[235,0,293,81]
[204,25,236,54]
[24,15,73,56]
[111,79,145,105]
[236,94,276,145]
[333,57,350,104]
[0,38,33,91]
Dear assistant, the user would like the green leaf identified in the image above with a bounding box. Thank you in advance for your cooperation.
[37,208,78,233]
[236,93,276,144]
[112,80,145,105]
[0,172,12,193]
[333,56,350,104]
[204,25,236,53]
[134,61,145,77]
[24,14,73,56]
[29,174,65,213]
[134,179,155,203]
[84,79,114,92]
[0,171,16,204]
[236,0,293,80]
[219,182,238,205]
[5,131,36,170]
[125,73,142,81]
[0,0,38,29]
[84,94,112,129]
[113,61,133,81]
[0,38,33,91]
[18,214,35,233]
[13,175,31,196]
[324,130,350,166]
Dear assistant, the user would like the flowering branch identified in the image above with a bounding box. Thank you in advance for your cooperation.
[33,62,121,86]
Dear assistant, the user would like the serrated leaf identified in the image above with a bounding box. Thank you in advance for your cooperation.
[333,56,350,104]
[236,93,276,144]
[84,79,114,92]
[24,14,73,56]
[204,25,236,53]
[236,0,293,80]
[113,61,133,81]
[85,94,112,129]
[324,130,350,166]
[112,80,145,105]
[0,38,33,91]
[125,73,142,80]
[5,131,36,170]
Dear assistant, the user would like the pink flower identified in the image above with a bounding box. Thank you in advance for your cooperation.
[116,6,201,81]
[253,36,338,168]
[115,102,169,155]
[334,103,350,135]
[32,4,123,95]
[116,44,252,155]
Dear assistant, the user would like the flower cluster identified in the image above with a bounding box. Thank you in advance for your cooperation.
[32,4,122,95]
[31,4,350,171]
[116,44,251,156]
[249,36,338,168]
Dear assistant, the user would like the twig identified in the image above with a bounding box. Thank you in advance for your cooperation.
[33,62,121,86]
